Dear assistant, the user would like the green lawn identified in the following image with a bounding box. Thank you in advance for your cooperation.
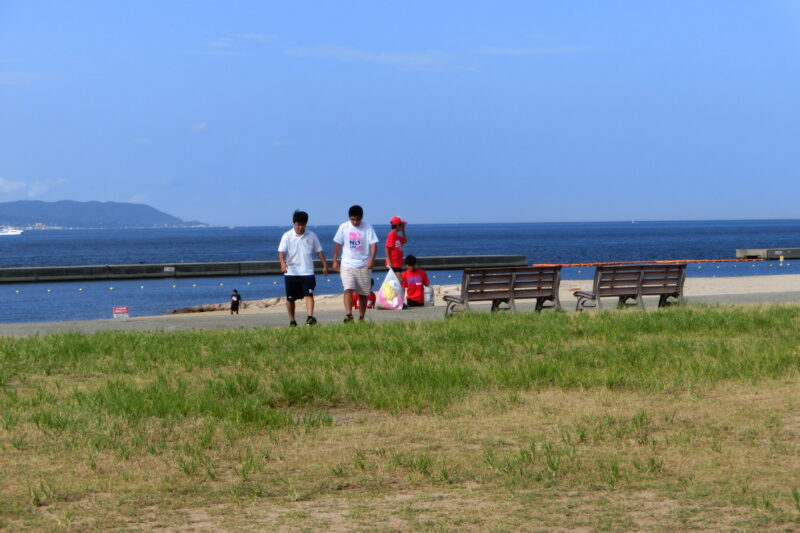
[1,305,799,530]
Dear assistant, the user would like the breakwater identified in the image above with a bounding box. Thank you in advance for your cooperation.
[0,255,527,284]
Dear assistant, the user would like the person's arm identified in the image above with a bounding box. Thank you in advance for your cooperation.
[332,243,342,272]
[423,271,430,286]
[278,251,288,274]
[399,224,407,243]
[385,246,392,268]
[318,251,329,276]
[367,242,377,270]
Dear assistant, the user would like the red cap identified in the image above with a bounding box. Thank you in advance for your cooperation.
[390,216,407,225]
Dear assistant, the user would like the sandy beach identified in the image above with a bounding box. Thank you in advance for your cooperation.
[169,273,800,317]
[0,273,798,337]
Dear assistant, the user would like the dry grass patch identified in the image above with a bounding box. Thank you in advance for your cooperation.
[3,381,799,531]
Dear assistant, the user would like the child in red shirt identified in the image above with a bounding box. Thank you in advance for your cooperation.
[401,255,430,307]
[385,216,407,273]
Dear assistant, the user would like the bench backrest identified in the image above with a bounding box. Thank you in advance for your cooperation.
[591,265,643,298]
[462,266,562,301]
[639,263,687,296]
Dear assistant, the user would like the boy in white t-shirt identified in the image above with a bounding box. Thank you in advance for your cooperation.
[332,205,379,322]
[278,210,328,327]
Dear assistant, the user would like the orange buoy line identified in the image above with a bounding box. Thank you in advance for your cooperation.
[533,258,765,268]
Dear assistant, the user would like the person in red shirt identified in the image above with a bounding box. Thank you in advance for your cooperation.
[401,255,430,307]
[385,216,407,273]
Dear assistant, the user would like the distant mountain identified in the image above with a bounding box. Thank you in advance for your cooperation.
[0,200,206,228]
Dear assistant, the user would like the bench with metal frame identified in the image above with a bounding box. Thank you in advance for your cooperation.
[574,263,687,311]
[443,265,562,317]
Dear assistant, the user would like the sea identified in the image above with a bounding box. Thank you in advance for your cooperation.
[1,219,798,324]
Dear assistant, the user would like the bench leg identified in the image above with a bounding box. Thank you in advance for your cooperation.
[576,296,598,312]
[491,299,510,312]
[445,301,466,318]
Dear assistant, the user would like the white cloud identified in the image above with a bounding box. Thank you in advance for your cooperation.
[477,46,587,56]
[0,177,67,198]
[239,33,275,42]
[0,72,53,86]
[284,45,449,69]
[27,181,50,197]
[192,122,209,133]
[0,177,26,193]
[208,39,233,48]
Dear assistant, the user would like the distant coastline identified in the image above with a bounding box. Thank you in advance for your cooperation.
[0,200,206,229]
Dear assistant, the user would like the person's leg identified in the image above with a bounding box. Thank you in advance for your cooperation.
[305,295,315,317]
[341,267,356,320]
[357,294,368,319]
[343,290,354,315]
[285,276,299,325]
[355,268,371,320]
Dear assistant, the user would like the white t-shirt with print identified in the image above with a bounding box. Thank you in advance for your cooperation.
[333,221,379,269]
[278,229,323,276]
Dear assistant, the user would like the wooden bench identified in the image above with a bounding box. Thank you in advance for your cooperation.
[574,263,687,311]
[639,263,687,307]
[443,265,562,317]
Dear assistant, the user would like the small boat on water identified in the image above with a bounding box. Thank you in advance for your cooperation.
[0,227,23,236]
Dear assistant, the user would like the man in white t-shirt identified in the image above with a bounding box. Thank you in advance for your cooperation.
[332,205,378,322]
[278,210,328,327]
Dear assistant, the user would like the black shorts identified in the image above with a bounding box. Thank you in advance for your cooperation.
[406,298,424,307]
[285,275,316,302]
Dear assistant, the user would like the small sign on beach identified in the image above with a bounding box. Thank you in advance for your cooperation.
[113,306,129,318]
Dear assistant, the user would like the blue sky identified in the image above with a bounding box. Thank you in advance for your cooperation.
[1,1,799,226]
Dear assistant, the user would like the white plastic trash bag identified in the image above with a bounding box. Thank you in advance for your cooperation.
[376,268,404,310]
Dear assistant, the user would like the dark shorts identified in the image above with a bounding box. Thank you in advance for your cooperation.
[406,298,424,307]
[285,275,316,302]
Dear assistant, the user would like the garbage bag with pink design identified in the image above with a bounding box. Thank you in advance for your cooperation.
[376,268,404,310]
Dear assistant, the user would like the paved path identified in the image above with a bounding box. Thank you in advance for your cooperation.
[1,291,799,337]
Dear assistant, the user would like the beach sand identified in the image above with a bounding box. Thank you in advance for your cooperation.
[1,273,799,337]
[171,273,800,317]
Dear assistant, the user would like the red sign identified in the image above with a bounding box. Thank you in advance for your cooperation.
[113,306,129,318]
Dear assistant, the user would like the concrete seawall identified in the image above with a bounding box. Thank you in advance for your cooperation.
[0,255,527,284]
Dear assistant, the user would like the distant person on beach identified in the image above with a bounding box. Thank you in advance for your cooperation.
[333,205,378,322]
[352,278,376,310]
[385,216,407,273]
[401,255,430,308]
[278,210,328,327]
[230,289,242,315]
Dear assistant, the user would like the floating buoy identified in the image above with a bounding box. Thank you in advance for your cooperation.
[246,282,251,286]
[78,288,84,292]
[15,290,20,294]
[109,287,114,291]
[47,289,52,293]
[192,283,197,287]
[140,285,144,289]
[219,282,223,286]
[172,284,177,288]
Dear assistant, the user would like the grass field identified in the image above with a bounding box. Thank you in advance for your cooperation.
[1,305,800,531]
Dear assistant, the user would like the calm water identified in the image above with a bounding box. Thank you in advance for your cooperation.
[0,220,797,323]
